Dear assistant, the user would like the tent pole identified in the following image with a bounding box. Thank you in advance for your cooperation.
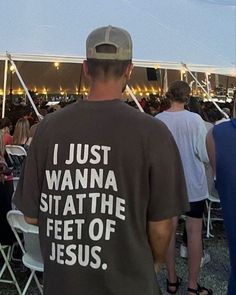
[2,58,8,118]
[7,54,43,121]
[185,71,188,83]
[160,69,165,96]
[226,76,229,96]
[163,69,168,94]
[195,72,198,93]
[182,63,229,119]
[205,73,210,95]
[126,85,144,113]
[215,74,219,88]
[78,65,83,96]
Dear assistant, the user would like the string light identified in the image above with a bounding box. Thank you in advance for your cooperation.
[17,88,23,95]
[54,62,60,70]
[9,65,15,72]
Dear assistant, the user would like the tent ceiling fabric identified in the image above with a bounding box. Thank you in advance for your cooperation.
[1,60,233,94]
[0,0,235,75]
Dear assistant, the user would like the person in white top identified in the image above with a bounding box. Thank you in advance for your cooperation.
[156,81,212,295]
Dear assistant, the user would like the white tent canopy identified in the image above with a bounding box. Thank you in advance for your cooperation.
[0,0,235,75]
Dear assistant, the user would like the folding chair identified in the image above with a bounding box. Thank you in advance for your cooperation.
[7,210,44,295]
[5,145,27,191]
[0,243,21,294]
[204,167,224,238]
[5,145,27,157]
[206,194,223,238]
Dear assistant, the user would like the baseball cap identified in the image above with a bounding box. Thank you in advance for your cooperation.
[86,25,132,60]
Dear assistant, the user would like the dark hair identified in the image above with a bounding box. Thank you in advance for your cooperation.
[86,44,131,80]
[187,96,201,114]
[166,81,191,103]
[0,117,12,129]
[87,59,131,80]
[207,109,223,123]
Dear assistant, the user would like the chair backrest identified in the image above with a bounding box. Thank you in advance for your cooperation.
[7,210,43,263]
[5,145,27,178]
[5,145,27,157]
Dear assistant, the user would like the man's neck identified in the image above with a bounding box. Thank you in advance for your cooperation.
[87,80,123,101]
[167,101,185,112]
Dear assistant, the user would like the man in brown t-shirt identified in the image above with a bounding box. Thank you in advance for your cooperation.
[14,26,189,295]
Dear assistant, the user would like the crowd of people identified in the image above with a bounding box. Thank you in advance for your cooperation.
[0,25,235,295]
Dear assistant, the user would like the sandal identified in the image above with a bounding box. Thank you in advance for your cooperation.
[187,284,213,294]
[167,276,182,294]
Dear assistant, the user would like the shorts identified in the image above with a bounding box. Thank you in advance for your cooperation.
[185,200,205,219]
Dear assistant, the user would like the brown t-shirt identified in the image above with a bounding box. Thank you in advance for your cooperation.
[14,99,189,295]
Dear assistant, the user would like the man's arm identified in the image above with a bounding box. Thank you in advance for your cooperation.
[24,216,38,225]
[148,218,173,266]
[195,118,209,163]
[206,128,216,176]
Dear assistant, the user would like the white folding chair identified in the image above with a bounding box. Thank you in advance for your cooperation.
[5,145,27,157]
[7,210,44,295]
[206,194,223,238]
[5,145,27,191]
[0,243,21,294]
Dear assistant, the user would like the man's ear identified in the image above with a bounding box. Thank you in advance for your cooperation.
[125,63,134,79]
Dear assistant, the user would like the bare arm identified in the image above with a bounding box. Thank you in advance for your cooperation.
[26,137,32,146]
[24,216,38,225]
[148,218,173,267]
[206,128,216,176]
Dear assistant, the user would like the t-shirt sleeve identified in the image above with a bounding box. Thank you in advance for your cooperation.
[13,123,44,219]
[147,121,189,221]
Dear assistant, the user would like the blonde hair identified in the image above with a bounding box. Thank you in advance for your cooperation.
[12,118,30,145]
[0,130,5,156]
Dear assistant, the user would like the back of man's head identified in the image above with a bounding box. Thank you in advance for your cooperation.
[85,26,133,81]
[166,81,191,104]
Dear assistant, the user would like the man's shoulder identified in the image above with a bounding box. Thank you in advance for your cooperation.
[214,118,234,133]
[179,110,204,125]
[116,102,165,127]
[39,103,77,125]
[136,111,170,133]
[186,110,202,120]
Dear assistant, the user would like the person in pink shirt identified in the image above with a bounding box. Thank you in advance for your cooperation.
[0,117,13,145]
